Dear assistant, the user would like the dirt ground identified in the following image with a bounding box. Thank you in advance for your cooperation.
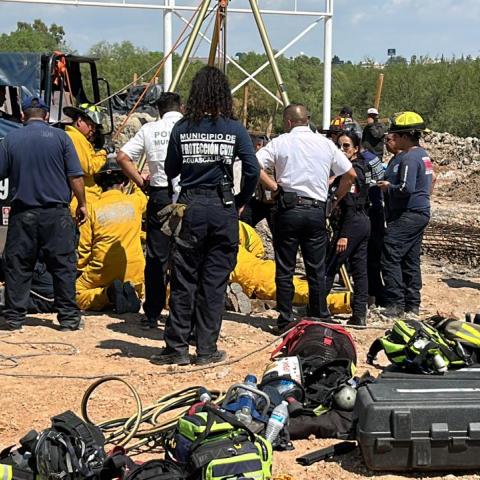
[1,255,480,480]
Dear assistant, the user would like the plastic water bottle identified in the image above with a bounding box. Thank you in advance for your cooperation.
[265,401,289,443]
[235,374,258,426]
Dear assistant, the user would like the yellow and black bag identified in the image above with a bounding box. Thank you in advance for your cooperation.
[165,406,272,480]
[367,319,470,374]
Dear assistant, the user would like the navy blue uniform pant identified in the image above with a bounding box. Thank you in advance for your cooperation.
[143,188,171,320]
[3,205,79,328]
[273,204,330,328]
[381,210,429,312]
[164,189,238,356]
[367,205,386,305]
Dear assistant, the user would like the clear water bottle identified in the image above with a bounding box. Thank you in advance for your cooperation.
[235,374,258,426]
[265,401,289,443]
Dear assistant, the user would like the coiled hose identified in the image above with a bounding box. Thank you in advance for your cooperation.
[81,376,224,452]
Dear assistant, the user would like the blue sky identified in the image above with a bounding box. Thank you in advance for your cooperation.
[0,0,478,62]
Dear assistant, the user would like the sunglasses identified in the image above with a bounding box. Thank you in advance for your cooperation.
[340,142,353,149]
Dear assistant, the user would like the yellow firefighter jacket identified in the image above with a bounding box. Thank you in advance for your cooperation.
[66,125,106,210]
[76,188,147,311]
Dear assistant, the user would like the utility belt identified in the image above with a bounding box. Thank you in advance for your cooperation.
[276,190,325,210]
[149,185,169,192]
[182,182,235,207]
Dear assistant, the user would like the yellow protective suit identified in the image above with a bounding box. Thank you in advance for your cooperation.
[66,125,106,211]
[232,222,351,314]
[76,187,147,311]
[232,222,309,304]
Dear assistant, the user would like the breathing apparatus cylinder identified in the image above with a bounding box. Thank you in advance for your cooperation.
[234,375,258,426]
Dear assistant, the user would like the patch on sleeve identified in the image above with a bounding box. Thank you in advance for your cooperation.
[422,156,433,175]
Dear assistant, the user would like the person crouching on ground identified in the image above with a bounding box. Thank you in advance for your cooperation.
[76,158,147,313]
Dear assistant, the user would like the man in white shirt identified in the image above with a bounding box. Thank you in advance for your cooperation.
[117,92,183,329]
[257,103,356,332]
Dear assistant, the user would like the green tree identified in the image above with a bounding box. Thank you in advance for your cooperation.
[0,19,68,52]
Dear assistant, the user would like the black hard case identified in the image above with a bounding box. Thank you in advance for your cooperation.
[354,368,480,471]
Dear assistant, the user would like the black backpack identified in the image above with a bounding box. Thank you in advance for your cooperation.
[124,460,186,480]
[35,411,106,480]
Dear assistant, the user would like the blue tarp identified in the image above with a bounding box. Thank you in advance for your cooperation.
[0,52,42,98]
[0,118,22,140]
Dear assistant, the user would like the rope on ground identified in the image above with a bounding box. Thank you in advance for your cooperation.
[0,339,78,370]
[81,378,224,452]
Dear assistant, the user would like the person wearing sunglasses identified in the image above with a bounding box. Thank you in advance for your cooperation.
[326,131,371,326]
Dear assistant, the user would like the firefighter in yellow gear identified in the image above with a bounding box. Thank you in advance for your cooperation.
[63,104,107,211]
[76,158,147,312]
[232,222,351,314]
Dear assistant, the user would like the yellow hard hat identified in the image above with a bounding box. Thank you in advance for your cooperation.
[388,111,428,133]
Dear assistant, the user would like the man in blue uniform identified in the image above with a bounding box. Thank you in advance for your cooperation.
[0,96,86,331]
[151,67,259,366]
[377,112,433,318]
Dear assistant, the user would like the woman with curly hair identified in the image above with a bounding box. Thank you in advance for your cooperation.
[151,66,259,366]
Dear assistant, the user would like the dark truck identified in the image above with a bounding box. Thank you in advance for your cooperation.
[0,52,113,252]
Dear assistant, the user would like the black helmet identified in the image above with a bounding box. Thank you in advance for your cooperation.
[94,156,128,188]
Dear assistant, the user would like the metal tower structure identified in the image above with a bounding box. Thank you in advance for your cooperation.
[0,0,334,127]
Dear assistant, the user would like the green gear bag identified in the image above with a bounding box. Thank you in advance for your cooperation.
[429,316,480,350]
[367,319,470,374]
[165,407,272,480]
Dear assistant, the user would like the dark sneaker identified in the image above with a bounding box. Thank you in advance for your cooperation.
[108,280,128,314]
[123,282,141,313]
[195,350,226,366]
[150,348,190,366]
[60,317,85,331]
[140,317,158,330]
[347,316,366,326]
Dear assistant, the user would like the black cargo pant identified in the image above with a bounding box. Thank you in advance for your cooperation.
[143,187,171,320]
[3,205,80,329]
[381,210,430,312]
[326,211,371,322]
[273,203,330,328]
[164,189,238,356]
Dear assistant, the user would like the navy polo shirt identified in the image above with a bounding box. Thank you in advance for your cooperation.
[0,120,83,207]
